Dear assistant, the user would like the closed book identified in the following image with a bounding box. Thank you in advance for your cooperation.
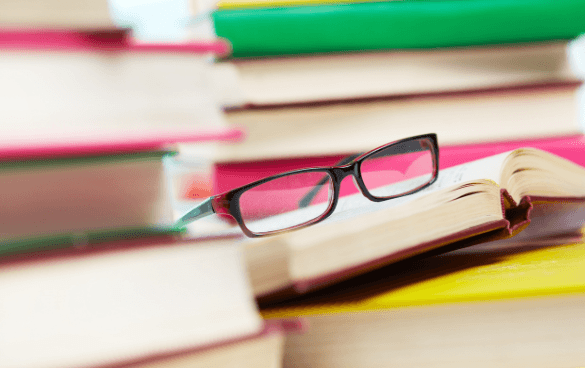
[0,0,114,29]
[261,235,585,367]
[217,83,583,162]
[215,0,394,10]
[0,30,236,149]
[0,150,174,253]
[221,42,579,106]
[231,148,585,298]
[212,135,585,196]
[0,128,240,254]
[212,0,585,58]
[0,236,300,368]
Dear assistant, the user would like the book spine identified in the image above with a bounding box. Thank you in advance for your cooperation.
[213,0,585,58]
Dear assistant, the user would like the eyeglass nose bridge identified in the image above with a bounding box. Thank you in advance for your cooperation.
[329,162,374,201]
[332,160,394,203]
[330,162,357,180]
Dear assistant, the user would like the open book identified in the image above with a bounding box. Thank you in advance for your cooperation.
[240,148,585,299]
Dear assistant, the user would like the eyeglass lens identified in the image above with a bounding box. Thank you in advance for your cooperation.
[238,170,334,234]
[360,138,435,199]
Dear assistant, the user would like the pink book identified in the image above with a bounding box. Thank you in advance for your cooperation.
[0,29,237,160]
[212,134,585,196]
[0,29,229,54]
[226,147,585,300]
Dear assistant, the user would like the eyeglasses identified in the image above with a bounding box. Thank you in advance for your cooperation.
[176,133,439,237]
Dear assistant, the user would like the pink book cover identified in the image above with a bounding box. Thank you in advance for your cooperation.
[0,29,238,161]
[213,134,585,196]
[0,28,230,55]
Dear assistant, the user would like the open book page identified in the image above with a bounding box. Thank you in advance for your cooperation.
[245,151,511,232]
[183,151,512,237]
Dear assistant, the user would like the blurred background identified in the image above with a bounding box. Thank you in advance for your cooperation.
[3,1,585,367]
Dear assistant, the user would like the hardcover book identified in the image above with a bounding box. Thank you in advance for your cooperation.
[0,236,299,368]
[212,135,585,196]
[233,148,585,298]
[0,30,237,149]
[218,83,583,162]
[261,235,585,367]
[222,42,578,106]
[0,150,174,253]
[0,0,114,29]
[212,0,585,58]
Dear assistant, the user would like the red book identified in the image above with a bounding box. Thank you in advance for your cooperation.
[0,235,304,368]
[213,135,585,196]
[0,29,239,156]
[207,147,585,300]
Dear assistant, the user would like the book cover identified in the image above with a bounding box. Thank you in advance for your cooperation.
[0,236,302,368]
[233,148,585,299]
[213,135,585,195]
[216,0,393,9]
[0,29,229,54]
[0,128,244,162]
[0,29,240,152]
[224,41,578,106]
[212,0,585,58]
[0,0,115,30]
[260,236,585,367]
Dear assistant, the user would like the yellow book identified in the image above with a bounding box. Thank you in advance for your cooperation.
[263,235,585,367]
[216,0,387,9]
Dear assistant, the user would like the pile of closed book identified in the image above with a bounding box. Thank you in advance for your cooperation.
[190,0,585,366]
[0,2,296,368]
[195,0,585,195]
[3,0,585,367]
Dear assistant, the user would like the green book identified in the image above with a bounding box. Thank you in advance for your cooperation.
[0,151,180,257]
[213,0,585,58]
[0,226,183,257]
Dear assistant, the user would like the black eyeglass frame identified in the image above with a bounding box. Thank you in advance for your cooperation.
[176,133,439,238]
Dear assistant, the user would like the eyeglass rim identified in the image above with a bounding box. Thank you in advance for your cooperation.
[210,133,439,237]
[355,134,439,200]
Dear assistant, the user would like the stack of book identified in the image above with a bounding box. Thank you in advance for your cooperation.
[188,0,585,195]
[191,143,585,366]
[175,0,585,365]
[207,145,585,367]
[0,1,296,367]
[261,233,585,367]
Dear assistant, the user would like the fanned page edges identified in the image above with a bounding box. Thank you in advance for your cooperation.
[77,320,302,368]
[260,194,585,303]
[257,192,542,303]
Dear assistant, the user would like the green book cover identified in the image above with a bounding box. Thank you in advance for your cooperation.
[0,150,180,257]
[0,226,184,257]
[213,0,585,58]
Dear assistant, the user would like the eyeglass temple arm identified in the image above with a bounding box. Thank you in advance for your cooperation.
[175,197,215,228]
[298,153,362,208]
